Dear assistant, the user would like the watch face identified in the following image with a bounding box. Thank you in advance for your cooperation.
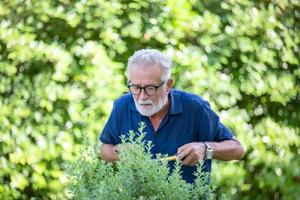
[204,142,213,159]
[206,148,214,159]
[205,145,214,159]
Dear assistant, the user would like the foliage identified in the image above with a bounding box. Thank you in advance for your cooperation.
[0,0,299,199]
[0,1,126,199]
[67,122,214,200]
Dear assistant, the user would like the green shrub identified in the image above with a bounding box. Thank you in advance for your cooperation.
[67,122,214,200]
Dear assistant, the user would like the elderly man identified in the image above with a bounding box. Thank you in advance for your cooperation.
[99,49,244,183]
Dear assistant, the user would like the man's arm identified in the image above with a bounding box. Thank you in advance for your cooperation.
[99,143,119,162]
[208,137,244,161]
[177,138,244,166]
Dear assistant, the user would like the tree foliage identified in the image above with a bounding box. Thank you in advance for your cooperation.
[0,0,299,199]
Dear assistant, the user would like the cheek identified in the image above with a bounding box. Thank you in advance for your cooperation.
[152,95,161,104]
[132,95,139,102]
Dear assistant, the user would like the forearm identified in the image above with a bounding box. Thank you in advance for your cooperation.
[99,143,119,162]
[207,138,244,161]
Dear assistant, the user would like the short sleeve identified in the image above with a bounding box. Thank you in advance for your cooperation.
[198,101,233,141]
[99,101,122,145]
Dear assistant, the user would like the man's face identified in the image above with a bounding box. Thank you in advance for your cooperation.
[129,65,171,117]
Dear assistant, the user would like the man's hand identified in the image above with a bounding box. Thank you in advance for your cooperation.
[177,142,206,166]
[100,143,136,163]
[100,144,119,162]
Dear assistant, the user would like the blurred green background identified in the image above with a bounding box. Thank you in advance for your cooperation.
[0,0,299,199]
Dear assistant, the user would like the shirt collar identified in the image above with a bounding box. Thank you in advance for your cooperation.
[128,89,183,115]
[168,89,182,114]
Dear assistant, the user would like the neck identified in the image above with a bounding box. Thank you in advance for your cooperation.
[149,97,170,120]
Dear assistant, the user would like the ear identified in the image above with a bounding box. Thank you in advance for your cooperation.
[166,78,174,93]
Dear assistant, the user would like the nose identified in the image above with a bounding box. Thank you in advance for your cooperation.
[139,88,149,100]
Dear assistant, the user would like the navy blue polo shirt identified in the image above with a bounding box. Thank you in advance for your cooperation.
[99,89,233,183]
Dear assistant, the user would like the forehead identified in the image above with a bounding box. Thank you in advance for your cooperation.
[129,64,162,84]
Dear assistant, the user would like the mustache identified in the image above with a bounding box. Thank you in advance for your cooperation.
[138,99,153,104]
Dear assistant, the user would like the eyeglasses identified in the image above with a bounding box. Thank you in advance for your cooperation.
[127,82,165,96]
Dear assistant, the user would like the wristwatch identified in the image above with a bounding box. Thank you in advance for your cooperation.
[204,142,214,160]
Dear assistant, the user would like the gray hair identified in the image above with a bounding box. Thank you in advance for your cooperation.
[126,49,172,82]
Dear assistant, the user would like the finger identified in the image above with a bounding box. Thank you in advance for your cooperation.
[177,148,190,161]
[181,154,194,165]
[114,145,119,153]
[190,156,200,166]
[184,153,201,166]
[183,150,201,165]
[177,144,188,155]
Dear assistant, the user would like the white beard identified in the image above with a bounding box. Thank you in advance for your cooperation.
[134,90,168,117]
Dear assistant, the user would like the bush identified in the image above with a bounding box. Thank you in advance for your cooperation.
[67,122,214,200]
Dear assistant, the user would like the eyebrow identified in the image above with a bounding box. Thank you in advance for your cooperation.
[128,81,160,87]
[129,84,159,87]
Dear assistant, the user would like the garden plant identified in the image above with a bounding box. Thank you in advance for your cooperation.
[67,122,215,200]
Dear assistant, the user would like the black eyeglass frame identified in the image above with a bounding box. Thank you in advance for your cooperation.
[127,81,165,96]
